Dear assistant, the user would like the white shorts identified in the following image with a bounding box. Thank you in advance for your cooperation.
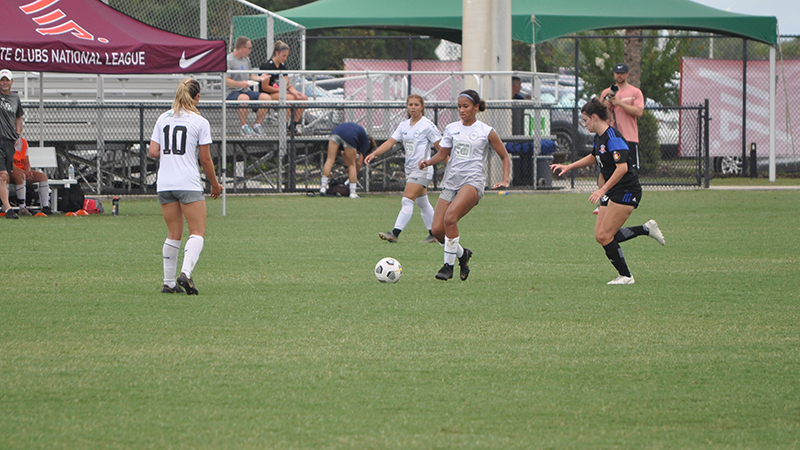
[438,184,484,203]
[406,175,431,188]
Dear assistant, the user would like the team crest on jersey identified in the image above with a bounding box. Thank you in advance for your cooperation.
[613,151,620,162]
[413,129,421,138]
[1,99,14,113]
[599,144,607,154]
[469,131,479,140]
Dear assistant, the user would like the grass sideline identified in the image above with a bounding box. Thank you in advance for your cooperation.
[2,190,799,449]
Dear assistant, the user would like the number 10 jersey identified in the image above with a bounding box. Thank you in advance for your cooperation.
[151,109,212,192]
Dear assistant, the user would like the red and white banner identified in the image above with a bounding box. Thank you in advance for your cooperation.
[0,0,226,74]
[681,58,800,157]
[343,59,463,102]
[343,59,463,128]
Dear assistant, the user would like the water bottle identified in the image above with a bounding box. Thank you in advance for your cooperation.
[68,164,75,181]
[112,196,119,216]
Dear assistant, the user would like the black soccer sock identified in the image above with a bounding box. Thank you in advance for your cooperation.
[614,225,647,243]
[603,240,632,277]
[393,228,403,237]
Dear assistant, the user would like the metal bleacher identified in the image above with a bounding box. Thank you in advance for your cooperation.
[16,73,224,103]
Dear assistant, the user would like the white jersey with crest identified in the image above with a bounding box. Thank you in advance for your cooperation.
[391,116,441,179]
[151,109,212,192]
[439,120,494,190]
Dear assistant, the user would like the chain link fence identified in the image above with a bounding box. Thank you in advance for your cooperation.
[21,11,799,198]
[525,33,799,178]
[108,0,306,70]
[20,98,706,197]
[80,2,800,180]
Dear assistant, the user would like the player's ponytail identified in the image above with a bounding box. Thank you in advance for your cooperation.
[581,97,609,121]
[273,40,290,57]
[173,78,201,116]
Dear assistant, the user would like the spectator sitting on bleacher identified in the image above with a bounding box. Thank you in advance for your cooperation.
[11,137,52,215]
[259,40,308,134]
[225,36,272,136]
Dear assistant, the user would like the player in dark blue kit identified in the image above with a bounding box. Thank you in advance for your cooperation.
[551,98,665,285]
[320,122,375,199]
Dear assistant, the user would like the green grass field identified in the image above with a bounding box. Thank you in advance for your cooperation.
[2,190,799,449]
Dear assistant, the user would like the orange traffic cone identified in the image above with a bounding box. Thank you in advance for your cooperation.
[64,211,77,217]
[34,212,47,217]
[76,209,89,216]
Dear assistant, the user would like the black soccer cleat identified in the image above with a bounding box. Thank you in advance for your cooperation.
[435,263,454,281]
[458,248,473,281]
[161,284,185,294]
[378,231,398,243]
[177,273,199,295]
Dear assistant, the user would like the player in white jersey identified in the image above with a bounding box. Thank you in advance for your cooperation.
[365,95,442,244]
[418,90,511,281]
[149,78,223,295]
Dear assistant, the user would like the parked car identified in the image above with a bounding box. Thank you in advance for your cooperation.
[645,98,680,159]
[518,77,593,160]
[293,79,344,135]
[547,93,593,159]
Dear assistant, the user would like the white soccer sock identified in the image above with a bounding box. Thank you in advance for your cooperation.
[350,182,357,195]
[444,235,460,266]
[393,197,415,231]
[320,176,329,192]
[38,180,51,207]
[415,195,434,231]
[162,238,181,286]
[180,235,205,278]
[15,184,26,207]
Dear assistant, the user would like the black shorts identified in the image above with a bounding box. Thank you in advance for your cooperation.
[600,187,642,209]
[0,139,14,175]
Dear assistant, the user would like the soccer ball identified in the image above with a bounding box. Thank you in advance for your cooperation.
[375,257,402,283]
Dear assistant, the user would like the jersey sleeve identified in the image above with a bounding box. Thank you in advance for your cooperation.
[607,136,629,152]
[198,117,212,146]
[150,115,164,145]
[391,123,404,142]
[439,125,453,149]
[608,137,629,164]
[427,122,442,144]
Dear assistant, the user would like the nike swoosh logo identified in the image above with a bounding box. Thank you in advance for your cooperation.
[179,50,213,69]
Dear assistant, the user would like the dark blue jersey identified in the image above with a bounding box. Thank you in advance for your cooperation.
[331,122,371,156]
[593,126,639,191]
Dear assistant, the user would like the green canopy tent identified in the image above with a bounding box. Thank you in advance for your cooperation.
[270,0,782,181]
[275,0,778,45]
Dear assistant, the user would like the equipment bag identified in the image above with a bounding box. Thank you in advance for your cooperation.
[57,185,86,212]
[83,198,104,214]
[326,177,350,197]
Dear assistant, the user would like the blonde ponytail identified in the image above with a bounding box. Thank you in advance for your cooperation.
[172,78,201,116]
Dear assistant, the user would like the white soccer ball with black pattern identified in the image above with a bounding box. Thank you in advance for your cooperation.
[375,257,402,283]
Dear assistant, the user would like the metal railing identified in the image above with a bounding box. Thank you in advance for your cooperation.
[20,101,707,196]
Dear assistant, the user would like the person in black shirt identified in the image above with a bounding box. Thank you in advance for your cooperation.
[259,40,308,132]
[550,97,665,285]
[0,69,23,219]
